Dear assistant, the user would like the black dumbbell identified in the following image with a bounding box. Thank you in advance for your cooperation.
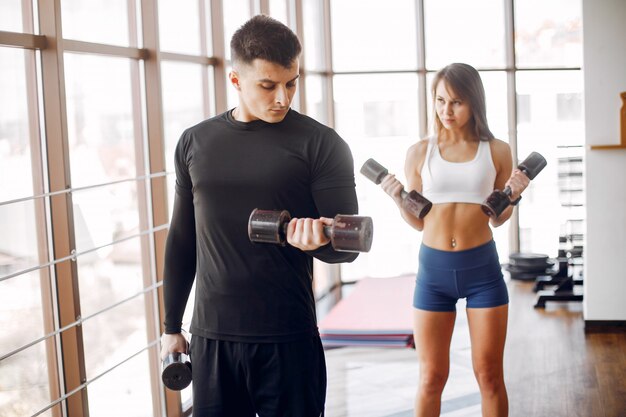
[360,158,432,218]
[481,151,547,218]
[248,209,373,253]
[162,352,192,391]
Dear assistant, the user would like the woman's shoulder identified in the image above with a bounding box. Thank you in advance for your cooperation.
[408,137,432,158]
[487,138,511,157]
[487,138,513,170]
[405,137,432,174]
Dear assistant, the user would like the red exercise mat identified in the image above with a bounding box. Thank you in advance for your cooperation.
[318,276,415,347]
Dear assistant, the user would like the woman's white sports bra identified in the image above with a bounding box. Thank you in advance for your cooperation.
[420,136,497,205]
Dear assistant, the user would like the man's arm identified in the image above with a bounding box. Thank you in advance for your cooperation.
[162,188,197,334]
[305,185,360,263]
[163,132,197,336]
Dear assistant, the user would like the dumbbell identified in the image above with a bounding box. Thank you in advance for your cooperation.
[481,151,547,218]
[360,158,432,218]
[162,352,192,391]
[248,209,373,253]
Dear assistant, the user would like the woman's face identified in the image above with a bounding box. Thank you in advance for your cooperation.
[435,80,472,131]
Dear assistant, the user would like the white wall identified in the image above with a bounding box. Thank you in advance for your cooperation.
[583,0,626,321]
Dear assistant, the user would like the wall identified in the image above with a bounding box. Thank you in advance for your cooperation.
[583,0,626,321]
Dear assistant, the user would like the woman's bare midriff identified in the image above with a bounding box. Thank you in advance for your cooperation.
[421,203,493,251]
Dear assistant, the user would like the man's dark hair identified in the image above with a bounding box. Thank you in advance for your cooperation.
[231,15,302,68]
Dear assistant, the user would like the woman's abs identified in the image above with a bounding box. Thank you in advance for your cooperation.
[421,203,493,251]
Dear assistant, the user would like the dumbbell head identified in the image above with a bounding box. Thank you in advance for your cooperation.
[402,190,432,219]
[162,352,192,391]
[328,214,374,253]
[360,158,388,184]
[481,190,510,218]
[248,208,291,245]
[518,152,547,180]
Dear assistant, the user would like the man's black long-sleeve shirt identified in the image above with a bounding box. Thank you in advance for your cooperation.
[163,109,359,342]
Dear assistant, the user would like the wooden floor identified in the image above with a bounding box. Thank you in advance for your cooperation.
[322,279,626,417]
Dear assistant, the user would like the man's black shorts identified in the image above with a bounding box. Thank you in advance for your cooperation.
[190,335,326,417]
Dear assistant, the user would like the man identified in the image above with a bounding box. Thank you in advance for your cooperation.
[160,15,359,417]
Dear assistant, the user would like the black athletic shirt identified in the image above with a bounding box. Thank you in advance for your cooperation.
[163,109,359,343]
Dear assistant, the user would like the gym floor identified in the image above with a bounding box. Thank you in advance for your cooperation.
[320,278,626,417]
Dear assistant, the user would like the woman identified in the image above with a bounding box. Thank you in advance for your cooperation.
[381,63,529,417]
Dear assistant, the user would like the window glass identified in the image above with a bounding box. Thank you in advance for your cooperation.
[64,53,137,188]
[331,0,417,71]
[0,340,52,416]
[77,238,144,318]
[269,0,289,25]
[304,74,329,125]
[0,48,35,201]
[0,200,41,282]
[516,70,584,257]
[82,294,149,380]
[72,182,141,254]
[0,46,43,285]
[334,73,420,281]
[61,0,130,46]
[515,0,582,68]
[0,272,47,360]
[87,350,154,417]
[223,0,251,61]
[158,0,202,55]
[302,0,325,71]
[0,1,24,33]
[424,0,505,70]
[161,61,206,173]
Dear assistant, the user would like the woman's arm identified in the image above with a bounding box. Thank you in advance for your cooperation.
[489,139,530,228]
[381,140,429,231]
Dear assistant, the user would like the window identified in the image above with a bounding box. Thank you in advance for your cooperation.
[557,93,583,121]
[515,0,583,68]
[517,94,531,124]
[331,0,417,72]
[0,1,219,415]
[61,0,131,46]
[334,73,421,280]
[424,0,506,69]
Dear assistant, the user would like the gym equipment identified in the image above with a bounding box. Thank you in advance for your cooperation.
[360,158,432,218]
[162,352,192,391]
[248,209,373,253]
[533,236,584,308]
[481,152,547,218]
[505,253,556,281]
[534,273,584,308]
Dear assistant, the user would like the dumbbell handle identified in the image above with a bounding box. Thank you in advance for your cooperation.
[360,158,432,219]
[501,152,547,198]
[280,223,332,239]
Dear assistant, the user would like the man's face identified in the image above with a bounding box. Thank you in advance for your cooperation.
[230,58,299,123]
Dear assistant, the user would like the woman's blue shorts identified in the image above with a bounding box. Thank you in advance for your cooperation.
[414,240,509,311]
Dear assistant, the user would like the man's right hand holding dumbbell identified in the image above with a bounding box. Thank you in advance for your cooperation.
[160,333,188,363]
[286,217,334,251]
